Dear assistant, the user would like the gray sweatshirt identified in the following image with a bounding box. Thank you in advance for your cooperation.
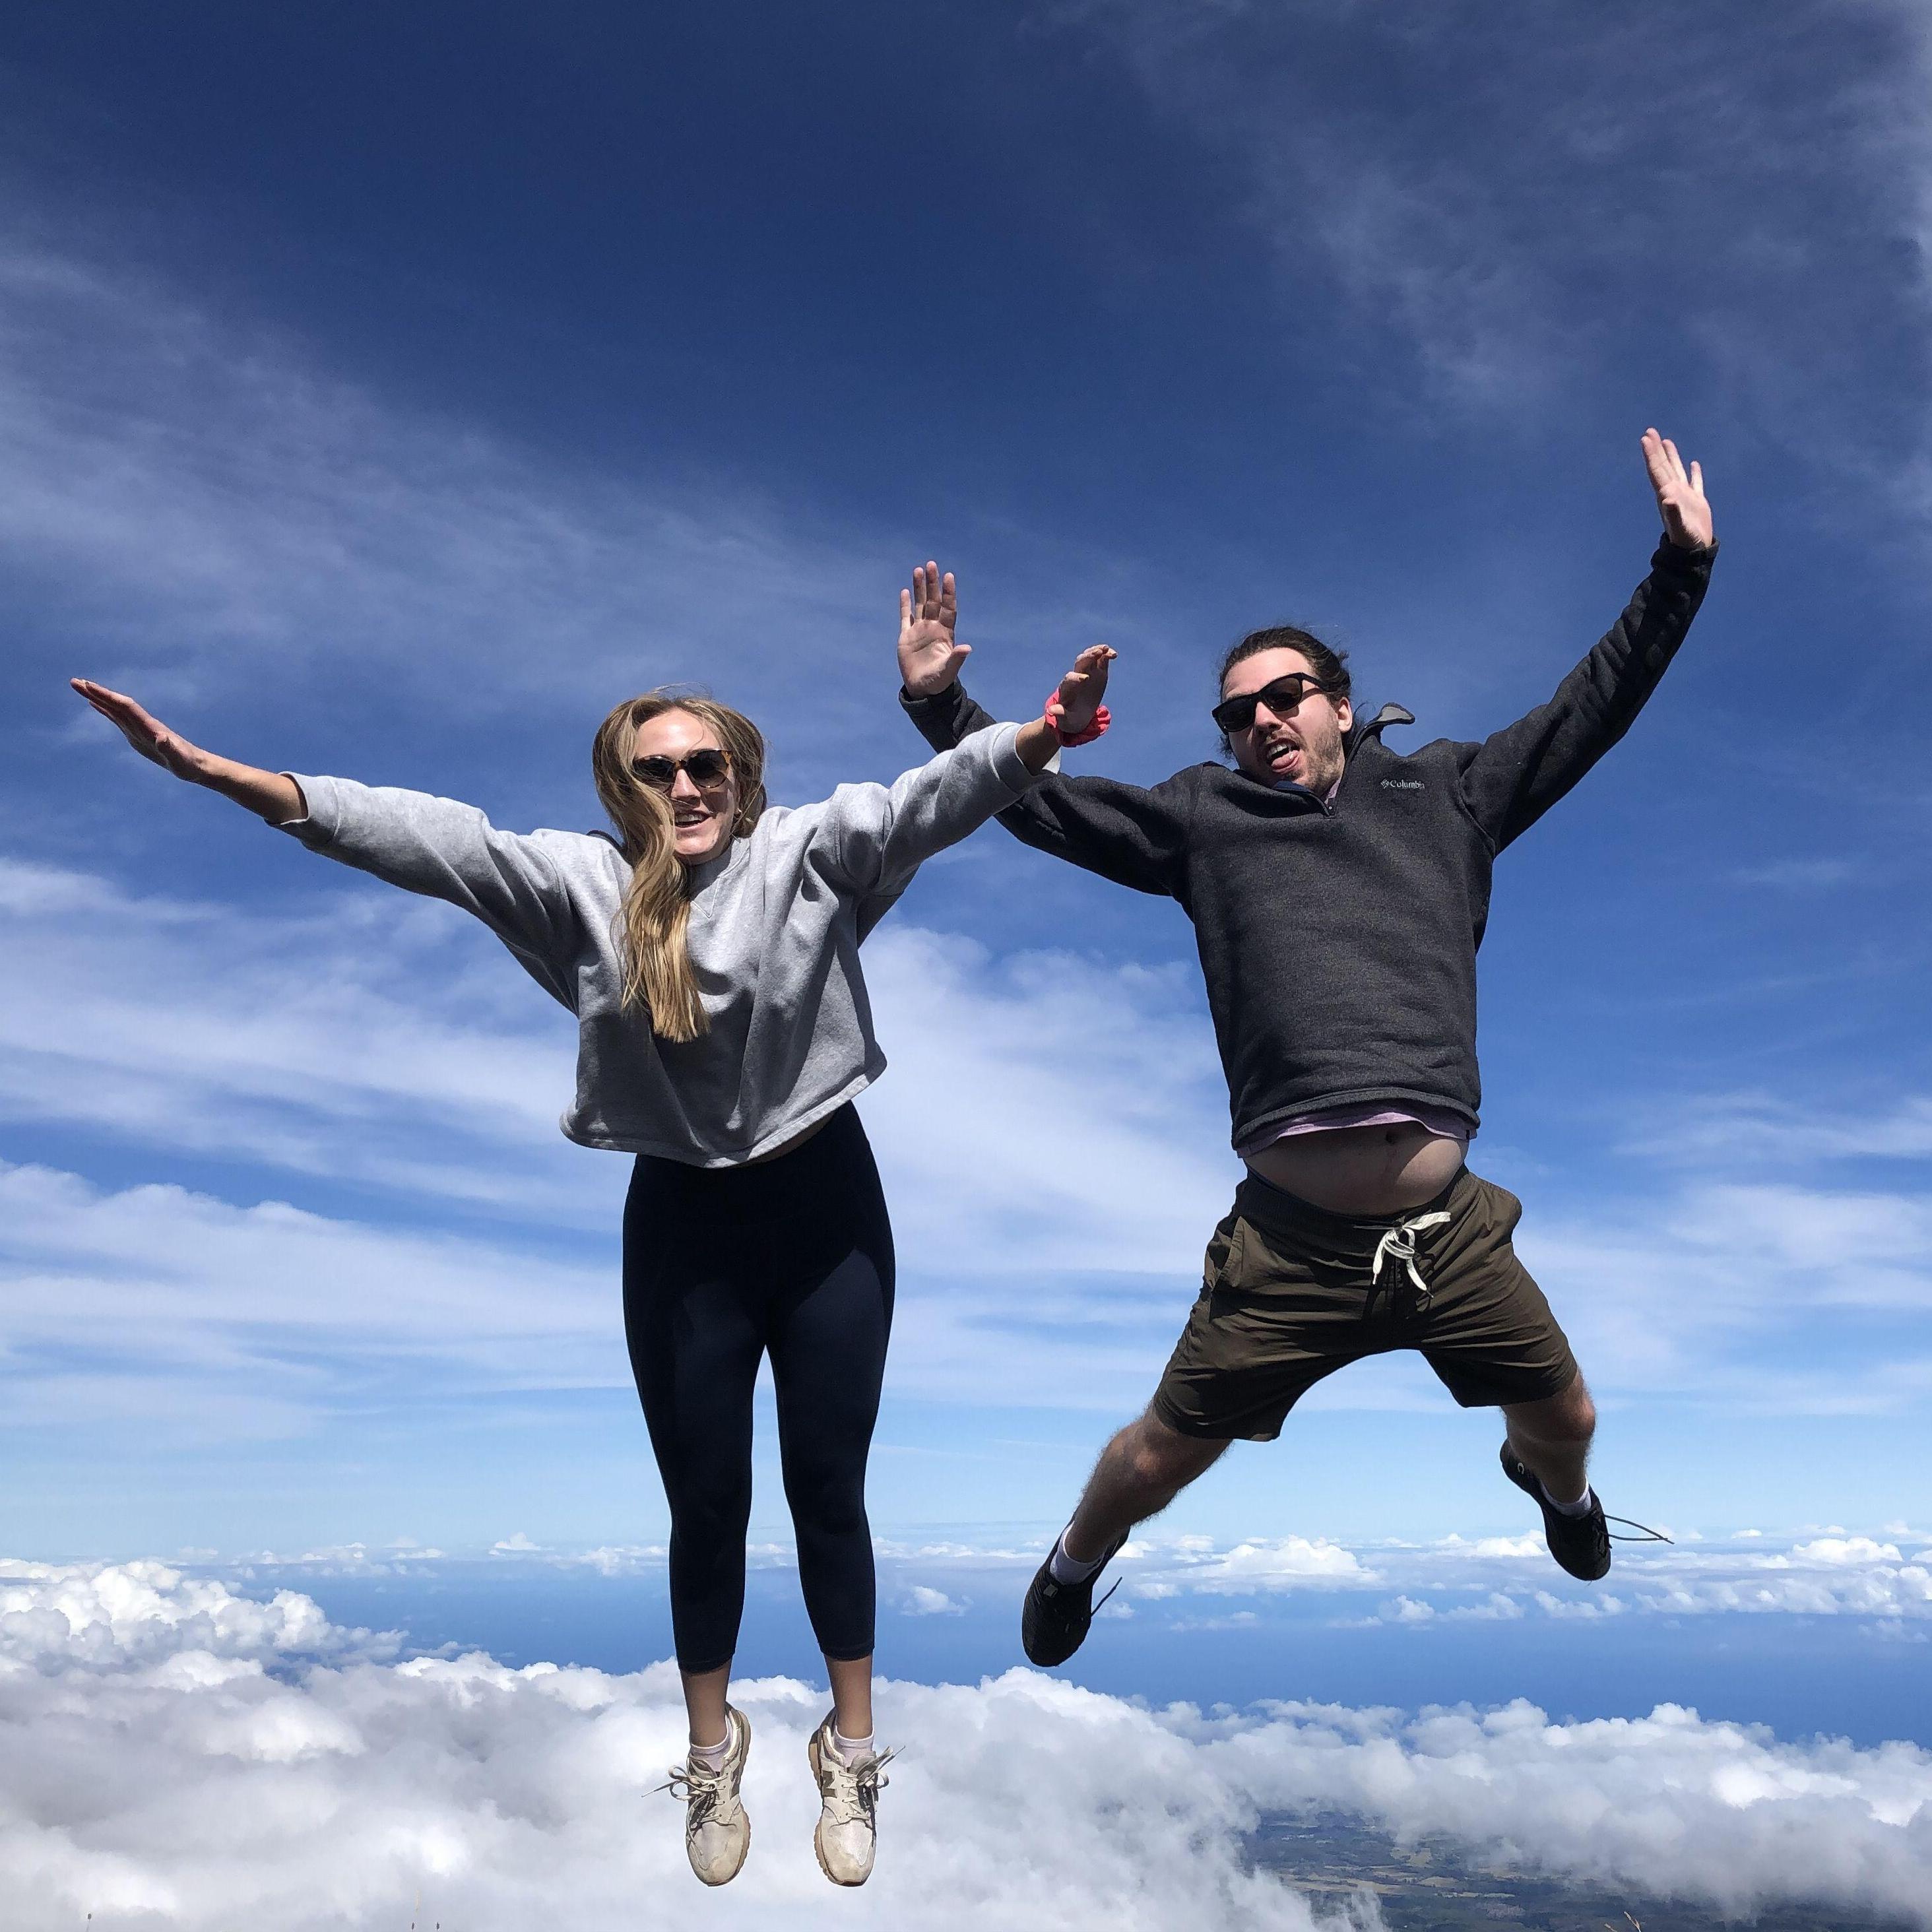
[279,722,1042,1165]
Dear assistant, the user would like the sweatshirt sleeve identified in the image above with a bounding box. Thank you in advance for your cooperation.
[278,775,585,994]
[810,722,1048,897]
[901,680,1191,899]
[1454,540,1717,852]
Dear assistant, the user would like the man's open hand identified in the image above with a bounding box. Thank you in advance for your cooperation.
[898,560,971,697]
[1642,429,1714,550]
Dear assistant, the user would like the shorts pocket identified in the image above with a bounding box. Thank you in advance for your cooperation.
[1203,1217,1249,1297]
[1475,1176,1524,1240]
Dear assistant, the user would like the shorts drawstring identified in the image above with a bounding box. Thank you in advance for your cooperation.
[1370,1209,1453,1308]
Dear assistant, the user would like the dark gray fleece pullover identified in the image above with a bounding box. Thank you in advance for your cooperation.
[904,540,1716,1149]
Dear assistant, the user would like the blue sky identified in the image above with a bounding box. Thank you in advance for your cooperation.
[8,0,1932,1828]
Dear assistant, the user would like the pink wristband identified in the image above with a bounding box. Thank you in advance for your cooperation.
[1045,694,1111,748]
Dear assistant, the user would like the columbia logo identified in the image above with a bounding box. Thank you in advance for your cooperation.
[1381,779,1424,791]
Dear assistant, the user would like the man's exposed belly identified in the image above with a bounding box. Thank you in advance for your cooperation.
[1244,1120,1467,1216]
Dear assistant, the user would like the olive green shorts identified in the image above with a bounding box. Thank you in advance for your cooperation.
[1151,1167,1578,1442]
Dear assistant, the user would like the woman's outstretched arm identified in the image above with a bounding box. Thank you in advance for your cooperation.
[71,677,583,995]
[71,680,307,823]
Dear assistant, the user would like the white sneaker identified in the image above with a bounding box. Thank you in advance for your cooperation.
[807,1711,895,1887]
[659,1706,752,1886]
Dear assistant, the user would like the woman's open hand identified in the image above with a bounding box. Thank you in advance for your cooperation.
[70,678,306,822]
[1048,644,1116,739]
[71,680,214,781]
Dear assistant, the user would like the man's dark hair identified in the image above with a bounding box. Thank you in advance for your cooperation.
[1217,626,1351,701]
[1215,626,1351,752]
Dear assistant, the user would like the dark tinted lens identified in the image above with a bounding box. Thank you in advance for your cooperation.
[1214,675,1318,733]
[632,750,732,791]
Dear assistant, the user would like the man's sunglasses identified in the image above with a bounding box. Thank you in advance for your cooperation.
[631,749,734,793]
[1211,673,1333,736]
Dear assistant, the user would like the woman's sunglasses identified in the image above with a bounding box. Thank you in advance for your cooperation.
[631,749,734,793]
[1211,673,1332,736]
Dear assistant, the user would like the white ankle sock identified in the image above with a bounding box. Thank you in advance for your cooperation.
[1048,1530,1106,1586]
[1540,1478,1594,1518]
[689,1730,731,1773]
[832,1727,874,1762]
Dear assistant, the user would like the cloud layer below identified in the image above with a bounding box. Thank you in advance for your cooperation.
[5,1558,1931,1929]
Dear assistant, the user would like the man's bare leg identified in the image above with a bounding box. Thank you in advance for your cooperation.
[1501,1373,1597,1506]
[1062,1406,1231,1563]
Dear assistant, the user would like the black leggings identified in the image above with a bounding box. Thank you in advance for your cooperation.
[623,1106,895,1675]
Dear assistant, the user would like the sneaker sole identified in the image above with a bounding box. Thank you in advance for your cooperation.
[808,1730,874,1887]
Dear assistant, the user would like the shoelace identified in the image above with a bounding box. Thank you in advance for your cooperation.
[818,1744,898,1827]
[1604,1514,1673,1545]
[654,1760,736,1828]
[1369,1209,1452,1305]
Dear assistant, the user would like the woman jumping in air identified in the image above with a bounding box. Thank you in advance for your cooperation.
[72,571,1113,1890]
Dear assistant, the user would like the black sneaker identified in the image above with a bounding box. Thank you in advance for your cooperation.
[1500,1443,1611,1582]
[1021,1531,1127,1667]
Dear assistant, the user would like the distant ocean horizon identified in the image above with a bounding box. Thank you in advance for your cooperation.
[195,1532,1932,1753]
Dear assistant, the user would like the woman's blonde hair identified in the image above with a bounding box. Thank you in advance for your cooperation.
[591,692,767,1043]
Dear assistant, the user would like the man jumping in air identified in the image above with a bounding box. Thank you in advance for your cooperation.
[899,430,1716,1667]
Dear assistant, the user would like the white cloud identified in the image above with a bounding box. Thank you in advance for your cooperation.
[0,854,1232,1270]
[901,1586,966,1617]
[0,855,602,1219]
[7,839,1932,1454]
[0,858,1239,1434]
[925,1524,1932,1627]
[7,1558,1932,1929]
[863,926,1235,1283]
[211,1524,1932,1638]
[1123,1535,1372,1597]
[0,1157,621,1436]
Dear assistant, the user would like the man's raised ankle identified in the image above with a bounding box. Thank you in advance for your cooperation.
[1539,1475,1593,1518]
[1048,1528,1112,1585]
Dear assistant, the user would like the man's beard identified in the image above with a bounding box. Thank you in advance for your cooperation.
[1262,719,1344,794]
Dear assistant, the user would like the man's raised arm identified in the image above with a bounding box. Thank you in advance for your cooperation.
[1456,430,1719,853]
[895,561,1192,899]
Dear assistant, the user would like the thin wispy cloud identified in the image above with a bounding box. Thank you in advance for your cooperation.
[9,849,1932,1450]
[1626,1092,1932,1169]
[0,242,886,730]
[1060,0,1932,450]
[1,233,1210,805]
